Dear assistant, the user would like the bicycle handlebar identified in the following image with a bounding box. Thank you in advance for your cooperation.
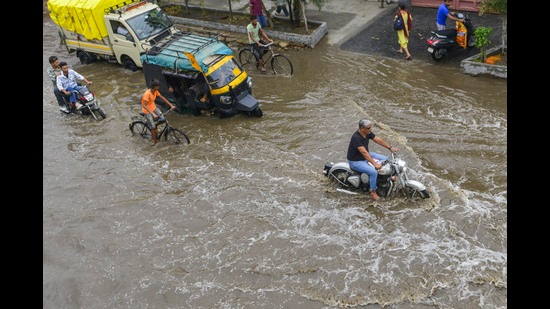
[262,41,274,47]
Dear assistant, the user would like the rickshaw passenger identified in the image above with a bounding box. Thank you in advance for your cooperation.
[191,80,210,103]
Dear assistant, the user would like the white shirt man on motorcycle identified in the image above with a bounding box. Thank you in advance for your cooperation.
[56,61,92,108]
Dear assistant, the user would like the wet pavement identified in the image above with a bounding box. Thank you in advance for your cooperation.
[43,2,507,308]
[198,0,504,65]
[340,0,504,64]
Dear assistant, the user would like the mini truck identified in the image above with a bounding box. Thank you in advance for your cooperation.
[47,0,179,71]
[48,0,261,118]
[141,32,262,118]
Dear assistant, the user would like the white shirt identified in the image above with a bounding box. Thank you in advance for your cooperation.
[56,69,84,91]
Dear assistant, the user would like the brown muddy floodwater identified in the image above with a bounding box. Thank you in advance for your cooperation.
[43,7,506,309]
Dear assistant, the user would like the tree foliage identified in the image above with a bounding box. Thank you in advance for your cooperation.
[474,26,493,63]
[479,0,506,54]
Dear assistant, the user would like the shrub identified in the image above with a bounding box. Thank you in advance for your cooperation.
[474,26,493,63]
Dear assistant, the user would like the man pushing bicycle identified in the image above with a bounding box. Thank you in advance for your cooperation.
[246,15,273,72]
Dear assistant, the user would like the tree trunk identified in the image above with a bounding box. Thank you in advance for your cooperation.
[301,1,308,33]
[501,15,507,54]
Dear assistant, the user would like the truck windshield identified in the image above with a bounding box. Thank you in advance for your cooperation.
[126,8,173,41]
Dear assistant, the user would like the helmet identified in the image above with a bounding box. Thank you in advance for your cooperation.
[456,13,465,19]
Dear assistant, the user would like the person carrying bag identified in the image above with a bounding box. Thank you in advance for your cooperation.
[394,3,413,60]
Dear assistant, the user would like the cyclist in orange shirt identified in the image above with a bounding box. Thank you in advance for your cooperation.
[141,79,176,144]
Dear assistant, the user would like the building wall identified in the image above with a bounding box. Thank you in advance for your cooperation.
[411,0,482,12]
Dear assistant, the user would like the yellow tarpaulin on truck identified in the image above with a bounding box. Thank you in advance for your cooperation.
[47,0,139,41]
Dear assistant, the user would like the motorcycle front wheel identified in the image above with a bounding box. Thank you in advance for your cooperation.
[404,186,430,199]
[93,108,106,120]
[467,35,476,47]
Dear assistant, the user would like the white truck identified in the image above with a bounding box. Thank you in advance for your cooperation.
[47,0,179,71]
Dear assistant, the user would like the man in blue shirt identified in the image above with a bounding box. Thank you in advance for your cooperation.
[437,0,465,30]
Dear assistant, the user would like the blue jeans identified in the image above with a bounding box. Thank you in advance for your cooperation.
[257,14,267,29]
[348,152,388,191]
[53,88,65,107]
[66,85,83,103]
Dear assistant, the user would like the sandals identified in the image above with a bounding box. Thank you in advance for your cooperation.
[405,56,412,61]
[370,191,381,201]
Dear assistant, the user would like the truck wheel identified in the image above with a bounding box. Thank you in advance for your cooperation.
[79,53,91,65]
[124,59,138,72]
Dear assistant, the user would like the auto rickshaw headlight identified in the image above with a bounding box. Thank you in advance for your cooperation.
[247,76,252,88]
[220,95,233,105]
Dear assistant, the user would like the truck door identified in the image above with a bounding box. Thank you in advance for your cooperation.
[108,20,141,69]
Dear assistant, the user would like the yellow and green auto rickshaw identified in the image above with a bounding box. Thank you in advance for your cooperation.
[141,32,262,118]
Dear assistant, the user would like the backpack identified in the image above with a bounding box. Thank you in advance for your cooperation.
[393,12,404,31]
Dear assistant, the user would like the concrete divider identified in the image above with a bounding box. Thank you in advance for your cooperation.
[168,5,327,48]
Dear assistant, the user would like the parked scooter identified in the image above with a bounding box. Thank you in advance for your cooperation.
[427,12,476,61]
[323,150,430,199]
[61,83,106,120]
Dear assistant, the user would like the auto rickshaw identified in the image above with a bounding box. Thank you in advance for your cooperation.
[141,32,262,118]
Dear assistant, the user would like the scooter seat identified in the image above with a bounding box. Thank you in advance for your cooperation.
[435,28,457,38]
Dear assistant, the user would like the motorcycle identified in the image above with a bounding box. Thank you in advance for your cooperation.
[427,12,476,61]
[323,151,430,199]
[61,83,106,120]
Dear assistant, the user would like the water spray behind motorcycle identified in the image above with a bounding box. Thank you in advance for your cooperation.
[323,151,430,199]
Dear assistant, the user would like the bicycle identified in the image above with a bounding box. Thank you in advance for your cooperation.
[129,109,190,145]
[238,42,294,76]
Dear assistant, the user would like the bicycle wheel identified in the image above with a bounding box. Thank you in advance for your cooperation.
[238,48,258,72]
[129,120,152,140]
[271,54,293,76]
[165,127,190,145]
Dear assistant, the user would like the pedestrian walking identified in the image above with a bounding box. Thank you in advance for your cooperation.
[395,2,413,60]
[436,0,464,30]
[250,0,268,29]
[272,0,289,17]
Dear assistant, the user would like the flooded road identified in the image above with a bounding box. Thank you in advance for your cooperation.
[43,8,506,309]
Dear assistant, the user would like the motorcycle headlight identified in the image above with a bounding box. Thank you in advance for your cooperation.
[247,76,252,88]
[378,164,392,175]
[397,159,407,172]
[220,95,233,105]
[84,94,94,101]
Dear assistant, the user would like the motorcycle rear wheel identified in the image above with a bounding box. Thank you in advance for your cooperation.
[431,48,446,61]
[328,169,350,187]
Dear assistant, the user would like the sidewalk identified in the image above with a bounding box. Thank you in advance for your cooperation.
[198,0,393,46]
[180,0,503,63]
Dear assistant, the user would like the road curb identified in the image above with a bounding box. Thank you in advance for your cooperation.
[169,5,328,48]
